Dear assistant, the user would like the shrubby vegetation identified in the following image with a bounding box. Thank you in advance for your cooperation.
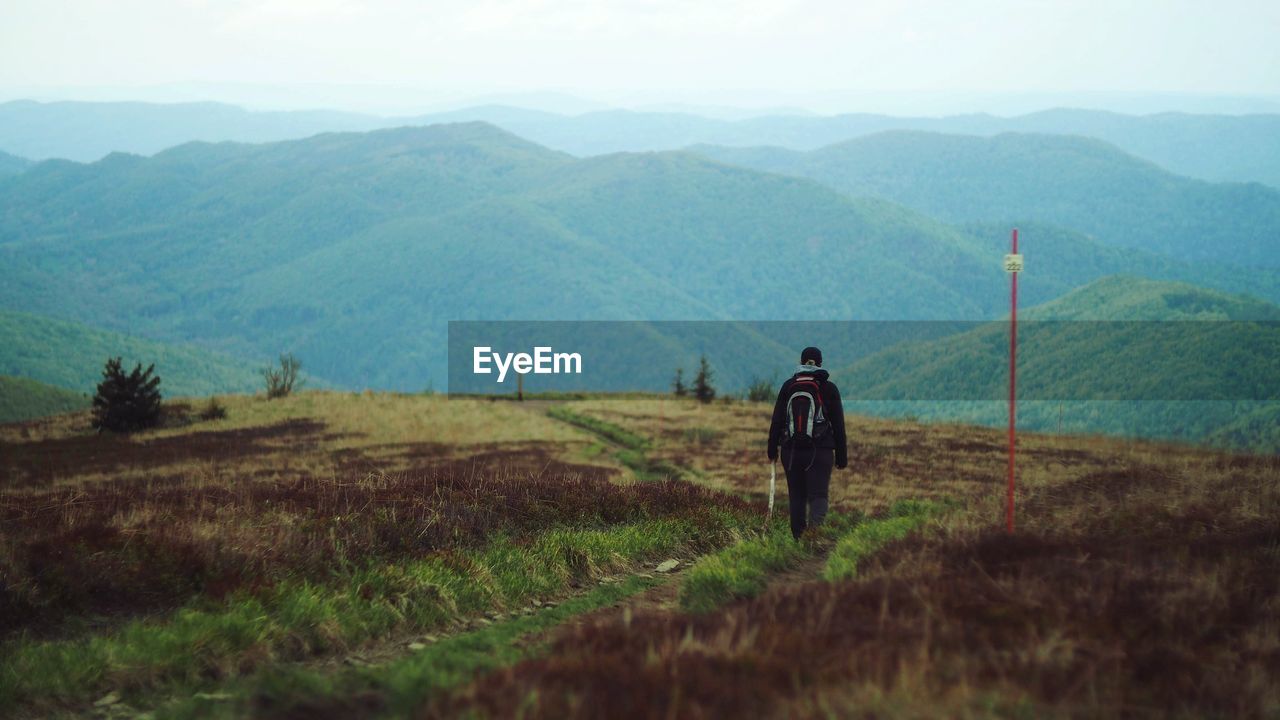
[90,357,162,433]
[262,352,303,399]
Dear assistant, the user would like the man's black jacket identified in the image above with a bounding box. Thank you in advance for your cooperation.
[767,366,848,468]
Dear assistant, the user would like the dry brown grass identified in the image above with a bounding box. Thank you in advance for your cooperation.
[562,398,1147,515]
[1,392,608,491]
[4,393,1277,718]
[425,402,1280,719]
[0,392,627,637]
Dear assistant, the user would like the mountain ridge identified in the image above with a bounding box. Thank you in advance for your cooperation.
[3,99,1278,187]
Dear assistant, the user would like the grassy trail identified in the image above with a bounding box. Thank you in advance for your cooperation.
[144,403,739,718]
[543,404,688,481]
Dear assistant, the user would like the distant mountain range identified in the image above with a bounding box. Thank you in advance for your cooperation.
[2,100,1278,188]
[0,122,1013,390]
[0,119,1276,450]
[2,121,1278,392]
[691,131,1280,267]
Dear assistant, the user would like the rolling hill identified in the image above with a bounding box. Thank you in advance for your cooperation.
[955,222,1280,305]
[0,151,30,177]
[834,277,1280,451]
[691,131,1280,267]
[415,106,1280,187]
[0,309,265,396]
[0,375,88,423]
[2,122,1276,392]
[0,123,1014,389]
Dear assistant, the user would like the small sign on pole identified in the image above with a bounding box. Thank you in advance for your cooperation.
[1006,229,1020,534]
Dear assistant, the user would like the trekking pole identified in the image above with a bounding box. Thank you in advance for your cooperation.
[767,460,777,521]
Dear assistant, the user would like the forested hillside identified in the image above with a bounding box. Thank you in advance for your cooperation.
[0,309,264,396]
[0,375,88,423]
[0,151,29,177]
[0,123,1012,389]
[4,121,1277,390]
[835,277,1280,451]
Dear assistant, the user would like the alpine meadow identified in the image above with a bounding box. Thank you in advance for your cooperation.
[2,1,1279,718]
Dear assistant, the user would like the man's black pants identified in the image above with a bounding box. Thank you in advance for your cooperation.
[780,445,833,539]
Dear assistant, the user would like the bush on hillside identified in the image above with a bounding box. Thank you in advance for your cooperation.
[199,396,227,421]
[262,353,303,399]
[745,377,774,403]
[91,357,162,433]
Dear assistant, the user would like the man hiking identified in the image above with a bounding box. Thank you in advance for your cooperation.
[767,346,848,539]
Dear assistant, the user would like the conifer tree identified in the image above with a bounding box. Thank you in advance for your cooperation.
[92,357,162,432]
[693,355,716,404]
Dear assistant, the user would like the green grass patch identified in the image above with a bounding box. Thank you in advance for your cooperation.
[678,512,860,613]
[547,405,685,481]
[0,374,89,422]
[0,519,710,714]
[822,499,945,582]
[157,575,661,719]
[547,406,648,450]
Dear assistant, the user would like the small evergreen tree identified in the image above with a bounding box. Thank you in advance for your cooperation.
[672,368,687,397]
[693,355,716,404]
[262,353,303,399]
[92,357,162,433]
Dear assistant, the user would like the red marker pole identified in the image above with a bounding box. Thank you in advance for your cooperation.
[1007,228,1018,534]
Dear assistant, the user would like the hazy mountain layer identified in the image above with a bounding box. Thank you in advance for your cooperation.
[692,131,1280,267]
[3,100,1278,187]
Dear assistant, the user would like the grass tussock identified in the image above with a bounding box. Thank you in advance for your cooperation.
[677,511,858,614]
[823,499,946,582]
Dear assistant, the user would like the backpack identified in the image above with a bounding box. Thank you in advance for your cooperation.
[782,375,830,448]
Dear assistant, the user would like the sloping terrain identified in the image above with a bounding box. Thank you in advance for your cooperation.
[0,123,1012,390]
[0,308,264,396]
[0,375,88,422]
[2,394,1273,718]
[692,131,1280,266]
[0,150,30,177]
[834,277,1280,450]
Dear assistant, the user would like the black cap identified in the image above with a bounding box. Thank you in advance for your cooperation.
[800,346,822,367]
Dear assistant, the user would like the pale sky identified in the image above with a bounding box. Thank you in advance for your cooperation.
[2,0,1278,114]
